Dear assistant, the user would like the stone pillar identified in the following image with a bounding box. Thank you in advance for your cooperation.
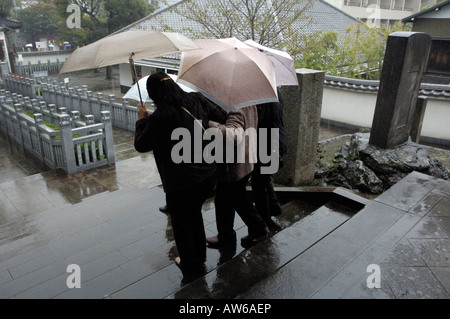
[410,95,428,144]
[58,113,77,174]
[86,91,94,115]
[0,62,8,80]
[369,32,431,149]
[33,113,45,164]
[70,110,80,127]
[85,114,94,125]
[274,69,325,186]
[101,111,115,165]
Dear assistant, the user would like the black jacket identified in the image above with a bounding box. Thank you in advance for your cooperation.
[135,92,226,193]
[256,90,287,161]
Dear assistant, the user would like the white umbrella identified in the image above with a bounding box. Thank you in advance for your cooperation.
[123,74,197,103]
[244,39,298,86]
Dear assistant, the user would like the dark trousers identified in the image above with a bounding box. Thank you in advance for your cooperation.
[215,173,266,243]
[251,166,283,221]
[166,176,215,273]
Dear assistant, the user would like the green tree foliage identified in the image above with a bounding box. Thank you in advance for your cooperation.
[287,21,408,80]
[104,0,152,33]
[17,7,58,45]
[285,30,339,72]
[0,0,13,18]
[18,0,152,47]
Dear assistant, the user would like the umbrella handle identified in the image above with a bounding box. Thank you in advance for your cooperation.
[129,53,144,107]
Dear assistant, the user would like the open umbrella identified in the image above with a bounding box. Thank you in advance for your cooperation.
[59,30,200,105]
[123,74,197,102]
[60,31,199,74]
[244,39,298,86]
[177,37,278,112]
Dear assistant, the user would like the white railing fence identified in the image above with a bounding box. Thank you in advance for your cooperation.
[0,92,115,175]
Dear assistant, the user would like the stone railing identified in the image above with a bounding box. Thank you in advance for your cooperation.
[0,92,115,175]
[2,73,142,132]
[15,60,65,77]
[14,49,74,76]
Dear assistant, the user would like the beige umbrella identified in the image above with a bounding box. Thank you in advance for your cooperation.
[59,30,200,104]
[60,31,199,74]
[177,37,278,112]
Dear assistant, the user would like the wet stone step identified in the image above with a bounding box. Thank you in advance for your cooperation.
[243,203,353,274]
[170,201,354,299]
[273,199,319,229]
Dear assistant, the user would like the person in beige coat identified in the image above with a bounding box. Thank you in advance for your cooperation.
[206,105,268,249]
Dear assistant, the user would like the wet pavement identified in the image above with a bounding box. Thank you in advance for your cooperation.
[0,124,449,300]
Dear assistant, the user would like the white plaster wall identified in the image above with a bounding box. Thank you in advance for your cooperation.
[321,86,450,141]
[321,86,377,128]
[119,63,134,88]
[421,98,450,140]
[119,63,157,88]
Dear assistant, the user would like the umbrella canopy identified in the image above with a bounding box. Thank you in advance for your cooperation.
[244,39,298,86]
[177,37,278,112]
[123,74,197,102]
[59,31,200,74]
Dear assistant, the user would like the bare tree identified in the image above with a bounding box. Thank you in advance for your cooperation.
[161,0,313,48]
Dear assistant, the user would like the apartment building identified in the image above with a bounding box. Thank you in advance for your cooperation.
[325,0,444,27]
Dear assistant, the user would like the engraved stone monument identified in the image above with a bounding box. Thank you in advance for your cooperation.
[369,32,431,149]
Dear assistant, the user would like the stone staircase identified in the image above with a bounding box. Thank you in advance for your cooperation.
[165,187,368,299]
[0,176,369,298]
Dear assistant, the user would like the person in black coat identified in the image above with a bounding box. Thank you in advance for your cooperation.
[251,88,287,231]
[134,72,226,284]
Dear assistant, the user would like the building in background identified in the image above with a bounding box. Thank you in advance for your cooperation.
[402,0,450,36]
[0,17,23,73]
[325,0,445,27]
[402,0,450,84]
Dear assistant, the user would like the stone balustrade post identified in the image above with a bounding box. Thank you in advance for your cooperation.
[71,110,80,127]
[101,110,115,165]
[85,114,94,125]
[33,113,45,164]
[58,113,77,174]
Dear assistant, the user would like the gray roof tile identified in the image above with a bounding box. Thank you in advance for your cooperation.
[117,0,358,39]
[324,75,450,97]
